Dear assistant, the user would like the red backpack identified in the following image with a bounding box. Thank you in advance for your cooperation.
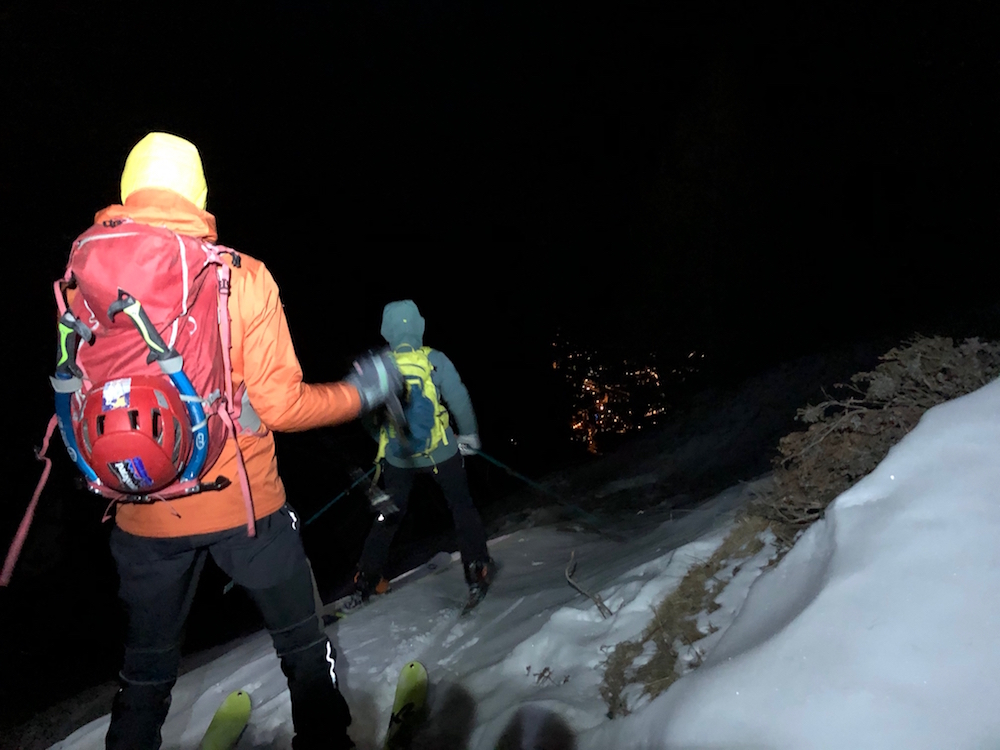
[2,218,256,586]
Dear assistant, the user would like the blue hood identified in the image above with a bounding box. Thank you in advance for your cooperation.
[380,300,425,350]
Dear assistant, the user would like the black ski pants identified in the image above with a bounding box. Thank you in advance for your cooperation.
[358,455,489,581]
[106,505,353,750]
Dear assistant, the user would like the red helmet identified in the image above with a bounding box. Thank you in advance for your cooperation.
[74,374,192,494]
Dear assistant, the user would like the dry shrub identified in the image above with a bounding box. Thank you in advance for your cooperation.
[600,516,770,717]
[600,335,1000,717]
[751,335,1000,546]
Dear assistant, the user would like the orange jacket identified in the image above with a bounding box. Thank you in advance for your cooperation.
[90,189,362,537]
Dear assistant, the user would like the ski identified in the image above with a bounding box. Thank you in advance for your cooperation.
[199,689,251,750]
[323,550,454,621]
[384,661,428,749]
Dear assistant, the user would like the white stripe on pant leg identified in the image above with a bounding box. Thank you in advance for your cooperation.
[325,641,337,687]
[289,510,299,530]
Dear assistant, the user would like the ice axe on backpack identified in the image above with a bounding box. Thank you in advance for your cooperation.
[102,290,226,490]
[56,310,94,377]
[54,290,228,498]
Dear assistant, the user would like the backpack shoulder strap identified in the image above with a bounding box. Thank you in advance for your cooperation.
[200,242,257,538]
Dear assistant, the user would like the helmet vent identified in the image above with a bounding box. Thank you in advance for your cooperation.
[128,409,140,430]
[171,417,182,464]
[151,409,163,443]
[96,414,105,436]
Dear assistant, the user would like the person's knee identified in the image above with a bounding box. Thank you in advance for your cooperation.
[250,566,321,634]
[121,643,181,685]
[279,636,339,686]
[270,614,323,658]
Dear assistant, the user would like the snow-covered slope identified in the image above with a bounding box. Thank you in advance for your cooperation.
[51,377,1000,749]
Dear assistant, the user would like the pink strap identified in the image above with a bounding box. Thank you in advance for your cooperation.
[53,278,68,316]
[214,256,255,537]
[219,407,256,537]
[215,260,237,415]
[1,415,58,587]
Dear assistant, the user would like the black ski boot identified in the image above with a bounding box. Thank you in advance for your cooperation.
[462,557,498,615]
[340,570,391,614]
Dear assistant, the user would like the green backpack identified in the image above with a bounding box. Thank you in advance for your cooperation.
[376,346,449,461]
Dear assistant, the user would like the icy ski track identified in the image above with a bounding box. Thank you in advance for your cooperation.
[50,481,752,750]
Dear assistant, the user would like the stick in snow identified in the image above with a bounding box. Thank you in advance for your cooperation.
[565,551,613,619]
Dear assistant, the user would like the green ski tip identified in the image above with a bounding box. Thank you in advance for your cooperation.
[200,689,252,750]
[384,661,429,749]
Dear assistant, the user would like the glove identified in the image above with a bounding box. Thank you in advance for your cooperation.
[345,349,403,413]
[456,433,481,456]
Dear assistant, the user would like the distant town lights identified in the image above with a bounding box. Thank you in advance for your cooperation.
[559,340,702,453]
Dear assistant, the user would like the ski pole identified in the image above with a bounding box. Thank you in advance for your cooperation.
[472,450,624,541]
[473,450,563,501]
[305,466,376,526]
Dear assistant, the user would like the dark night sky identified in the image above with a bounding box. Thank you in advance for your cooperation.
[2,0,1000,725]
[4,1,999,357]
[12,4,1000,419]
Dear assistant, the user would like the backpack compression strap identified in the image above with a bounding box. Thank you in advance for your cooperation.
[211,248,256,537]
[0,415,58,586]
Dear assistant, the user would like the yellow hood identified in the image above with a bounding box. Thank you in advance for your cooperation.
[120,132,208,210]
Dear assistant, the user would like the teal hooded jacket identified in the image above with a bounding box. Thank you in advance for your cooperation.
[375,300,478,469]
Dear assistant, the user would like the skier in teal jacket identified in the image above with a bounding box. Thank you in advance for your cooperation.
[347,300,496,610]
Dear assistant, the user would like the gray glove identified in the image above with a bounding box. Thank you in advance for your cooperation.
[346,349,403,413]
[457,433,481,456]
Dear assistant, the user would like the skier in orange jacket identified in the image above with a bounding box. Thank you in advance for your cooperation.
[89,132,396,750]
